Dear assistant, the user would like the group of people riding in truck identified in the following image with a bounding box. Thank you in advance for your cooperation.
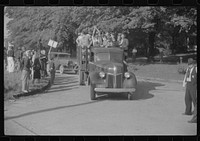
[76,26,137,100]
[76,26,129,59]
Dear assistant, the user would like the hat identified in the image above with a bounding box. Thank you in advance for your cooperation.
[188,58,194,65]
[25,50,31,56]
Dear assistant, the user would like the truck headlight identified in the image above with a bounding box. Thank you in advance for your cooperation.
[99,72,105,78]
[124,72,130,78]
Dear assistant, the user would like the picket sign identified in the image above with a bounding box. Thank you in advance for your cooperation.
[48,39,58,54]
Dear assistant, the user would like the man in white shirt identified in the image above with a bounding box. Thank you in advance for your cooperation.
[119,34,129,60]
[76,33,84,47]
[182,58,197,117]
[132,47,137,62]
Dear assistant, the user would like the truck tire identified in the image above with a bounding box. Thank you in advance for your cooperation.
[90,83,96,100]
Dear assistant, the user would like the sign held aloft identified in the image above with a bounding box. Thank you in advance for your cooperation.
[48,39,58,48]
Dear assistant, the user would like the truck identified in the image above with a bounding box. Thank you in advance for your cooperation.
[77,45,137,100]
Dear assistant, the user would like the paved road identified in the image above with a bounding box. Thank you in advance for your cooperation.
[4,73,196,135]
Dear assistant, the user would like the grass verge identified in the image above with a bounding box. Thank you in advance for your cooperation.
[4,71,49,100]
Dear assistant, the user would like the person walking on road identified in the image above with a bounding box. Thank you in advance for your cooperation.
[132,47,137,62]
[21,50,32,93]
[182,58,197,116]
[7,45,15,73]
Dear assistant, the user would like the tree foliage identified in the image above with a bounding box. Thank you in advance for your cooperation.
[5,6,196,57]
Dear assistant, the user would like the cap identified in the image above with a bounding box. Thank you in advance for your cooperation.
[188,58,194,65]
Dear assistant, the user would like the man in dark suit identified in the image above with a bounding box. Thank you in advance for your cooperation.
[182,58,197,118]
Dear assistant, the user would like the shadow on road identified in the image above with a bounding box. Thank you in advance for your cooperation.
[134,81,165,100]
[53,80,78,86]
[46,85,79,94]
[96,81,165,101]
[5,100,106,121]
[50,82,78,90]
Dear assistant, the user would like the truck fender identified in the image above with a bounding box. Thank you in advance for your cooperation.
[123,72,137,88]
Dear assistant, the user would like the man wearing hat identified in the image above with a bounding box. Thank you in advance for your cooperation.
[21,50,32,93]
[119,33,129,60]
[15,47,22,71]
[182,58,197,120]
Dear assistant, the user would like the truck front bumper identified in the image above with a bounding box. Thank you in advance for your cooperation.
[94,88,136,93]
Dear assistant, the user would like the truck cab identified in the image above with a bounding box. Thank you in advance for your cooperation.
[88,47,137,100]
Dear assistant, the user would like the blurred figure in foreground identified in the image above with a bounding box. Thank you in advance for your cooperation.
[182,58,197,116]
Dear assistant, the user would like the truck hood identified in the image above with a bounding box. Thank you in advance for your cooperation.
[93,61,124,74]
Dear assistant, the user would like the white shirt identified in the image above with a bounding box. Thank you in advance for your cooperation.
[183,66,197,87]
[132,49,137,53]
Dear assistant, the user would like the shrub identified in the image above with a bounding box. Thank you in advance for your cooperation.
[177,65,187,75]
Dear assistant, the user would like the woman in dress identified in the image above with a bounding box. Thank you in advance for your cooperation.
[21,50,32,93]
[32,51,41,84]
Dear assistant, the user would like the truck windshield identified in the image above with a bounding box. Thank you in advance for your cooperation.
[95,52,122,63]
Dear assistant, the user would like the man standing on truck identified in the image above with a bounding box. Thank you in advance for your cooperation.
[76,33,84,47]
[119,33,129,60]
[76,30,93,85]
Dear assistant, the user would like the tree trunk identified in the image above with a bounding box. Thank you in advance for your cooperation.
[148,32,156,62]
[171,35,175,54]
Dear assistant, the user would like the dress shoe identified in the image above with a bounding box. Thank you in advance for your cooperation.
[188,118,197,123]
[182,112,192,115]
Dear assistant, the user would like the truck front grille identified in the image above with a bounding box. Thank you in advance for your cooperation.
[107,74,122,88]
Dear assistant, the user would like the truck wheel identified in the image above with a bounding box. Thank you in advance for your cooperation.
[79,70,84,85]
[59,65,64,74]
[90,84,96,100]
[127,92,133,100]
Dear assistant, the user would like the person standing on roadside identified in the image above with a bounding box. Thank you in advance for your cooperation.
[48,56,55,85]
[32,50,41,84]
[7,45,15,73]
[182,58,197,116]
[4,47,7,70]
[15,47,22,72]
[132,47,137,62]
[40,49,48,78]
[21,50,32,93]
[19,47,26,70]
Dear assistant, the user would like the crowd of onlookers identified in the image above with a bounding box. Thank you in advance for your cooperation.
[4,45,55,93]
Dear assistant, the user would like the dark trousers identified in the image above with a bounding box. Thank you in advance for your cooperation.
[132,53,136,62]
[185,83,197,114]
[50,70,55,85]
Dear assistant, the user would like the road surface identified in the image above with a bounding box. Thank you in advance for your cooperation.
[4,73,196,135]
